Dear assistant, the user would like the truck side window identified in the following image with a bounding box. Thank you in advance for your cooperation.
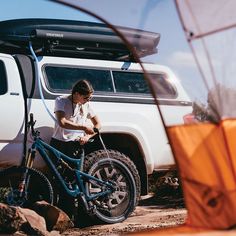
[113,71,177,98]
[0,60,7,95]
[113,71,150,94]
[44,66,114,93]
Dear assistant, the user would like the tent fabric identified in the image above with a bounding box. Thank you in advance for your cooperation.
[51,0,236,232]
[172,0,236,231]
[175,0,236,39]
[3,0,235,233]
[167,120,236,229]
[175,0,236,121]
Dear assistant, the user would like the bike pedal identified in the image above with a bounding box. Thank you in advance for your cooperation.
[88,203,96,216]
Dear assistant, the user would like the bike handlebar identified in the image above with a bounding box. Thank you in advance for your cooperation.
[93,127,99,134]
[30,113,34,124]
[28,113,37,137]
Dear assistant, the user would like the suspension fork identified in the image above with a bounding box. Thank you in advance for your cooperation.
[18,168,30,197]
[25,146,36,168]
[18,146,36,196]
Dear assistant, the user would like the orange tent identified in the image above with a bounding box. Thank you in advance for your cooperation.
[168,0,236,230]
[168,121,236,229]
[27,0,236,234]
[125,0,236,234]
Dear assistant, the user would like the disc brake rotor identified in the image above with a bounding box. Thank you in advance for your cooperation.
[89,165,128,209]
[6,189,27,206]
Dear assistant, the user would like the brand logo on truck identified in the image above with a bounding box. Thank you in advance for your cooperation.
[46,33,64,38]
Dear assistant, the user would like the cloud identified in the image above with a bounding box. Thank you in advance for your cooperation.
[167,49,222,71]
[167,51,196,68]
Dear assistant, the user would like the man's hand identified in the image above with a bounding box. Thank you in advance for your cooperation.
[83,125,95,135]
[77,135,91,145]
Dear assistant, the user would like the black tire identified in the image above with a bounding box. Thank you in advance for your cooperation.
[84,149,141,204]
[0,166,53,207]
[83,153,137,224]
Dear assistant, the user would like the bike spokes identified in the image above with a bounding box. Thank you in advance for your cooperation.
[85,158,136,223]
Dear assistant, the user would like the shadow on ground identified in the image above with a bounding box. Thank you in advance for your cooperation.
[139,191,185,209]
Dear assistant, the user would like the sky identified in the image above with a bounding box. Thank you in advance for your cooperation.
[0,0,206,102]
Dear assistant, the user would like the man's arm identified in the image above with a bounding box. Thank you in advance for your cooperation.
[78,115,101,145]
[55,111,94,134]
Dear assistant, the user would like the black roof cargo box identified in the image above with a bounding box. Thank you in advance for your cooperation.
[0,18,160,61]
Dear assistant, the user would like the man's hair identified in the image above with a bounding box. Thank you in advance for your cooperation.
[72,79,94,95]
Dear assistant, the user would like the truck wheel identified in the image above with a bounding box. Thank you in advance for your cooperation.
[83,155,137,224]
[84,149,141,204]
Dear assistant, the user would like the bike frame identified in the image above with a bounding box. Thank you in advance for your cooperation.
[28,136,115,202]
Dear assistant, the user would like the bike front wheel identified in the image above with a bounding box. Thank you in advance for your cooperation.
[0,166,53,207]
[84,157,137,224]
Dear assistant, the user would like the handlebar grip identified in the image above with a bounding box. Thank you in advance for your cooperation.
[30,113,34,123]
[93,127,99,134]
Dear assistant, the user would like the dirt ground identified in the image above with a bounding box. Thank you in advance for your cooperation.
[62,189,187,236]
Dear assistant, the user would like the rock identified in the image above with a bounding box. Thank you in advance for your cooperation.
[9,231,27,236]
[155,171,179,190]
[31,201,74,233]
[18,207,48,236]
[0,203,50,236]
[0,203,26,233]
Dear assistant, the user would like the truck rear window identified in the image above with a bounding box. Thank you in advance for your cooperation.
[44,65,177,98]
[0,61,7,95]
[44,66,113,93]
[113,71,177,98]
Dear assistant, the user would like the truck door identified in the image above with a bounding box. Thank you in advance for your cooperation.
[0,56,25,167]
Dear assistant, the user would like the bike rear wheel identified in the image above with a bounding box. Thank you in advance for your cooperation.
[0,166,53,207]
[84,157,137,224]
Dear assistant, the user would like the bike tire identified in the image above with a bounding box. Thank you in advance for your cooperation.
[85,149,141,205]
[0,166,54,207]
[84,156,137,224]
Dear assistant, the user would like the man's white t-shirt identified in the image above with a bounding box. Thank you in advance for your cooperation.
[52,95,96,142]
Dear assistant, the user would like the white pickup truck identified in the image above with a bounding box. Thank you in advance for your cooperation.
[0,18,192,197]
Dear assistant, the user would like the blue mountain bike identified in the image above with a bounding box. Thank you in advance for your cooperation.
[0,113,137,225]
